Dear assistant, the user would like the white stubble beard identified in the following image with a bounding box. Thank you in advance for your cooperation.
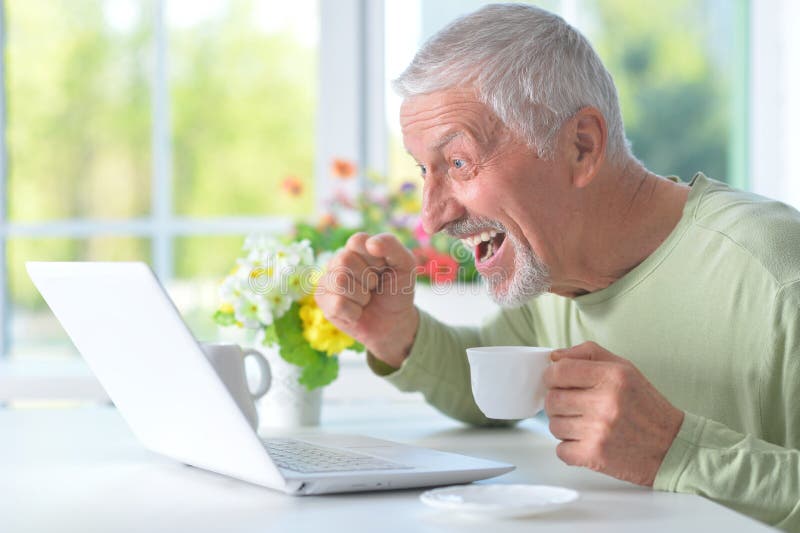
[446,215,551,307]
[484,230,551,308]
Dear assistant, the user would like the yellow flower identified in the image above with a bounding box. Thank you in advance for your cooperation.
[398,195,421,214]
[298,295,355,356]
[219,303,234,314]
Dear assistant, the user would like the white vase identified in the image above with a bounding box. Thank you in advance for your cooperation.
[256,347,323,429]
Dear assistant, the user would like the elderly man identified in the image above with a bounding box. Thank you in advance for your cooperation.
[315,4,800,530]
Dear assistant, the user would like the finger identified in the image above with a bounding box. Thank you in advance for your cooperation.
[318,270,370,307]
[316,292,363,324]
[365,233,417,272]
[555,440,584,466]
[543,358,609,389]
[551,341,627,364]
[548,415,586,441]
[545,388,596,416]
[345,233,388,269]
[328,249,382,294]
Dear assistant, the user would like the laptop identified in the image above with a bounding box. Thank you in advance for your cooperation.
[26,261,514,495]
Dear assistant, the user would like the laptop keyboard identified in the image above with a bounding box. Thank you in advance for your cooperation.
[262,438,413,473]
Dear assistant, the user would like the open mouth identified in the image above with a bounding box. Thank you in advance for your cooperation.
[461,230,507,264]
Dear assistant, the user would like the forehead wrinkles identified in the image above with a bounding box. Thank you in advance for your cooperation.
[401,98,501,148]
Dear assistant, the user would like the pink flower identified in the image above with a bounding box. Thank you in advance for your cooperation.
[414,218,430,246]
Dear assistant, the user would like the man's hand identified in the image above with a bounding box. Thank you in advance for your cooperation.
[542,341,684,486]
[315,232,419,368]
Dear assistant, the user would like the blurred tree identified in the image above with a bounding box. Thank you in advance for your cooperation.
[590,0,733,182]
[6,0,317,311]
[7,0,152,309]
[169,0,316,279]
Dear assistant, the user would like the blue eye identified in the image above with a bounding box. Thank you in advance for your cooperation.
[418,164,427,177]
[453,159,465,169]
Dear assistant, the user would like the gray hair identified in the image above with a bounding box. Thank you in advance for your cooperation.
[393,3,630,163]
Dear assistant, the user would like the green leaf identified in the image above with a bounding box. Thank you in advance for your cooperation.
[270,302,341,389]
[350,341,365,353]
[262,324,279,346]
[272,302,320,367]
[299,354,339,390]
[212,309,237,327]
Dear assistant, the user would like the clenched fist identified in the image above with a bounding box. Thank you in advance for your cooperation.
[315,232,419,368]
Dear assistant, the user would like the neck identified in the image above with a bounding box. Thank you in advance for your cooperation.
[549,160,690,298]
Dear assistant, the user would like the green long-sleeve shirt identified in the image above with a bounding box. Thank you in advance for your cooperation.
[369,174,800,531]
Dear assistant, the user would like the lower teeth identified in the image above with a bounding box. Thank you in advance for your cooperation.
[482,241,495,262]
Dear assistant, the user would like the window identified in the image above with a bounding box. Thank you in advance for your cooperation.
[385,0,749,190]
[2,0,317,360]
[2,0,797,401]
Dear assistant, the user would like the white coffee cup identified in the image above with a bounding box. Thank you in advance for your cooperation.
[466,346,553,420]
[201,343,272,430]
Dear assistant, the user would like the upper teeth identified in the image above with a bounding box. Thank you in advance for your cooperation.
[461,230,498,248]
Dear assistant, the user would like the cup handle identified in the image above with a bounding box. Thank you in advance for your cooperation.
[242,348,272,400]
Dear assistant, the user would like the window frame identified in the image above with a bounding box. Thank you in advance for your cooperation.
[0,0,386,359]
[0,0,779,398]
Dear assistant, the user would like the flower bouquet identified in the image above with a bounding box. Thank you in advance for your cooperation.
[213,235,363,390]
[288,161,480,286]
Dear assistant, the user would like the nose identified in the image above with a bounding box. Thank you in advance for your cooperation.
[421,175,466,235]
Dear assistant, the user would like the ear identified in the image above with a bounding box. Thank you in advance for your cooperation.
[568,107,607,189]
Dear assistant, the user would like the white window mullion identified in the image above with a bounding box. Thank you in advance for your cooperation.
[748,0,782,202]
[780,0,800,208]
[364,0,387,179]
[0,0,9,358]
[316,0,386,215]
[749,0,800,208]
[151,0,173,281]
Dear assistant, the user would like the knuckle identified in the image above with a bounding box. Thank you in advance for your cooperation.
[346,232,369,248]
[544,389,557,412]
[542,364,557,386]
[361,265,382,286]
[330,297,353,318]
[336,252,361,273]
[604,399,621,425]
[609,365,629,387]
[331,271,353,292]
[596,420,614,444]
[375,232,397,244]
[544,389,562,413]
[549,360,565,383]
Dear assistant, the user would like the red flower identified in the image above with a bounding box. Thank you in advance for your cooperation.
[413,247,458,284]
[331,158,357,179]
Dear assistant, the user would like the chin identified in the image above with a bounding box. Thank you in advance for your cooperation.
[483,241,551,308]
[484,272,549,308]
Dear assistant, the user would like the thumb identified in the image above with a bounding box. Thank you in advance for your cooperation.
[365,233,416,273]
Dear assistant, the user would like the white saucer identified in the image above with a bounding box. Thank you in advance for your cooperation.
[420,484,579,518]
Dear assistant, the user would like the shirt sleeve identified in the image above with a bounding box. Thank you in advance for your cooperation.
[653,412,800,531]
[654,283,800,532]
[366,306,537,427]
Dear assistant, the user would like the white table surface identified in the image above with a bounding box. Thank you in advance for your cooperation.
[1,401,775,533]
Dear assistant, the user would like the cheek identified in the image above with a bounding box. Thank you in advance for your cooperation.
[460,180,495,212]
[460,172,518,215]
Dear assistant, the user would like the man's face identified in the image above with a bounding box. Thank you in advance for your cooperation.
[400,88,570,306]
